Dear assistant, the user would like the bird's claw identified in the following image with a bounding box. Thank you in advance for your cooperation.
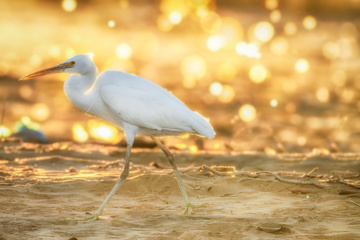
[66,214,99,223]
[179,202,205,215]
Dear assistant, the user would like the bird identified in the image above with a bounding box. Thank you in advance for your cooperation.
[19,53,215,222]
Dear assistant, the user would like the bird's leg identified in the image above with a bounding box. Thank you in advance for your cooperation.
[152,137,203,215]
[66,143,132,222]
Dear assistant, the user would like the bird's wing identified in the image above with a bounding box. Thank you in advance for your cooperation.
[99,82,195,133]
[98,71,215,138]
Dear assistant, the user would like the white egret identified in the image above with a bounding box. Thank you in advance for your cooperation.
[19,53,215,222]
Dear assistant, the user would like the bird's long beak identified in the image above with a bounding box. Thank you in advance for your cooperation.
[19,62,73,81]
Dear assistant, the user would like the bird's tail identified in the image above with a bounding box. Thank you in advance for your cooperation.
[190,111,216,139]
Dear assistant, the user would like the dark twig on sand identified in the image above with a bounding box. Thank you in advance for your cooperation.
[300,167,318,179]
[200,164,234,176]
[93,159,125,169]
[348,200,360,207]
[259,171,325,189]
[338,175,360,189]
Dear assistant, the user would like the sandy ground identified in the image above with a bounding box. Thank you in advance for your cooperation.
[1,139,360,240]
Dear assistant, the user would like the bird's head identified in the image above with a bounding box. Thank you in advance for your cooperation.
[19,53,97,80]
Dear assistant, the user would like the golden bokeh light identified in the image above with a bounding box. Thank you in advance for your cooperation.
[249,64,268,83]
[322,42,340,60]
[302,15,317,30]
[278,128,298,143]
[21,116,31,126]
[218,85,235,103]
[270,10,281,23]
[62,0,77,12]
[217,17,244,47]
[108,20,116,28]
[270,37,289,55]
[270,99,278,107]
[265,0,278,10]
[213,142,221,150]
[284,22,297,36]
[297,136,307,146]
[19,85,33,100]
[19,116,40,131]
[31,103,50,122]
[0,126,11,137]
[316,87,330,103]
[295,59,309,73]
[235,42,261,58]
[209,82,223,96]
[3,0,360,156]
[168,11,182,25]
[157,14,174,32]
[160,0,188,17]
[88,120,121,143]
[206,35,224,51]
[238,104,257,122]
[116,43,132,60]
[189,145,198,153]
[181,55,206,79]
[72,124,88,142]
[195,5,209,18]
[253,21,274,43]
[265,147,277,155]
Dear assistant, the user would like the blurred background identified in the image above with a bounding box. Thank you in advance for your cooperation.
[1,0,360,153]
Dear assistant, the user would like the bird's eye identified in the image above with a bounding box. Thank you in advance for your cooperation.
[69,61,75,67]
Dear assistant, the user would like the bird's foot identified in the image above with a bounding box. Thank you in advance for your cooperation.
[66,213,99,223]
[179,202,205,215]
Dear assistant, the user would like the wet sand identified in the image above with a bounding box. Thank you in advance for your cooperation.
[1,139,360,239]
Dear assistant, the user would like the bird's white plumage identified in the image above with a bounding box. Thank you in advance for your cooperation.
[98,71,214,138]
[59,54,215,141]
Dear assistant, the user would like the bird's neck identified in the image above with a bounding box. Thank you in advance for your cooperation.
[63,71,98,113]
